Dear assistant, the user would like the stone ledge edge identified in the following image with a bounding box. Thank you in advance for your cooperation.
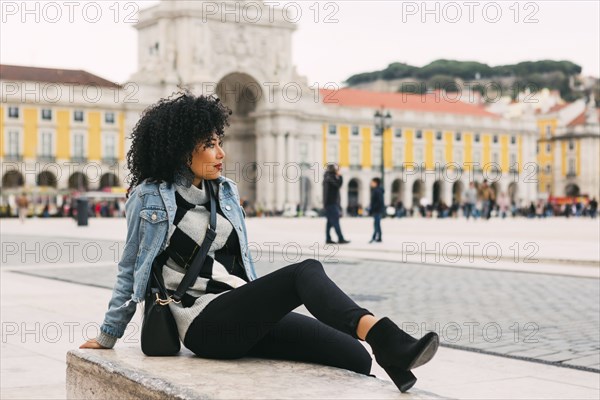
[66,349,201,400]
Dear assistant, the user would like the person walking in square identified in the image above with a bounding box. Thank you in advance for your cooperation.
[80,92,438,393]
[369,177,384,243]
[463,181,477,220]
[323,163,350,244]
[589,197,598,218]
[16,193,29,223]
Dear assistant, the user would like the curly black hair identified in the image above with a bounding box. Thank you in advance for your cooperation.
[125,90,232,197]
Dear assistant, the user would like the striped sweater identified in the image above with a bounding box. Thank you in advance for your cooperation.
[161,179,248,342]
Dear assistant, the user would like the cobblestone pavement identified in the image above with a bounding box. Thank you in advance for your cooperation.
[3,234,599,372]
[258,256,600,372]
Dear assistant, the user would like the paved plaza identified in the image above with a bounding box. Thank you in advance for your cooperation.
[1,216,599,398]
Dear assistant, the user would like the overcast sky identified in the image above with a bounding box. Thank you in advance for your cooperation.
[1,0,598,86]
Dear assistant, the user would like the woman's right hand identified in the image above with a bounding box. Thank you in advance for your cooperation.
[79,338,108,349]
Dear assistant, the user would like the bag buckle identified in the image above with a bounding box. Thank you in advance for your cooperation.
[155,293,181,305]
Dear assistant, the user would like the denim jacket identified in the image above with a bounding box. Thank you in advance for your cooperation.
[96,175,257,347]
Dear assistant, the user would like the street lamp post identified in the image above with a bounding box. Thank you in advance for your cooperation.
[373,108,392,206]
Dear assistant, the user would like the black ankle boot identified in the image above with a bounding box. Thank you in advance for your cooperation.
[365,317,439,371]
[386,368,418,393]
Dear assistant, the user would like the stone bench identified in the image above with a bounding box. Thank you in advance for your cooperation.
[66,347,443,399]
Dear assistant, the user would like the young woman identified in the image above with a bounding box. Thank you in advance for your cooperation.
[79,91,439,393]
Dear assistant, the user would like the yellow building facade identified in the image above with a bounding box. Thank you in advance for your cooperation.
[0,65,129,215]
[318,88,537,211]
[324,124,521,175]
[535,98,599,199]
[323,123,527,209]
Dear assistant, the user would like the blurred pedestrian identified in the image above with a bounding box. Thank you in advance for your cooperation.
[16,193,29,223]
[497,192,509,219]
[450,198,459,218]
[463,182,477,220]
[528,201,536,218]
[395,200,406,218]
[419,196,429,218]
[323,163,350,244]
[536,201,544,218]
[369,177,384,243]
[589,197,598,218]
[42,202,50,218]
[480,180,493,219]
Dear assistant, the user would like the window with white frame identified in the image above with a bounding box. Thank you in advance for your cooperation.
[326,142,338,163]
[568,158,576,174]
[568,139,574,150]
[394,128,402,138]
[493,135,498,144]
[415,147,424,165]
[393,145,403,166]
[103,133,117,160]
[546,142,551,153]
[39,131,53,157]
[435,131,442,141]
[350,143,360,166]
[435,148,443,166]
[299,142,308,162]
[73,132,86,159]
[74,110,84,122]
[328,124,337,135]
[415,129,423,140]
[372,143,382,167]
[473,150,481,168]
[455,149,463,168]
[511,135,516,145]
[492,152,499,169]
[41,109,52,121]
[351,125,359,136]
[545,164,551,174]
[7,130,20,155]
[455,131,462,141]
[373,125,382,137]
[474,132,480,143]
[545,125,551,139]
[8,106,19,119]
[510,153,517,169]
[105,112,115,124]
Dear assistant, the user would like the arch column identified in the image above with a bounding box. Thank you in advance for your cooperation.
[286,133,300,208]
[339,173,348,213]
[425,181,434,204]
[22,161,37,187]
[402,175,413,208]
[255,130,276,212]
[275,132,286,211]
[361,177,371,212]
[442,181,453,204]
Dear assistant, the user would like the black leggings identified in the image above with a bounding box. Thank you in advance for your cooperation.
[183,258,373,375]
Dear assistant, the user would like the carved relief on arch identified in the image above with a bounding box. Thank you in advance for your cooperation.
[208,24,275,81]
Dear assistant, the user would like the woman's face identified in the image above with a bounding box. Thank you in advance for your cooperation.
[188,133,225,187]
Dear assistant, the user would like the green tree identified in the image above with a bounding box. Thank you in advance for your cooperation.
[381,62,417,80]
[344,59,584,100]
[427,75,460,92]
[398,82,427,94]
